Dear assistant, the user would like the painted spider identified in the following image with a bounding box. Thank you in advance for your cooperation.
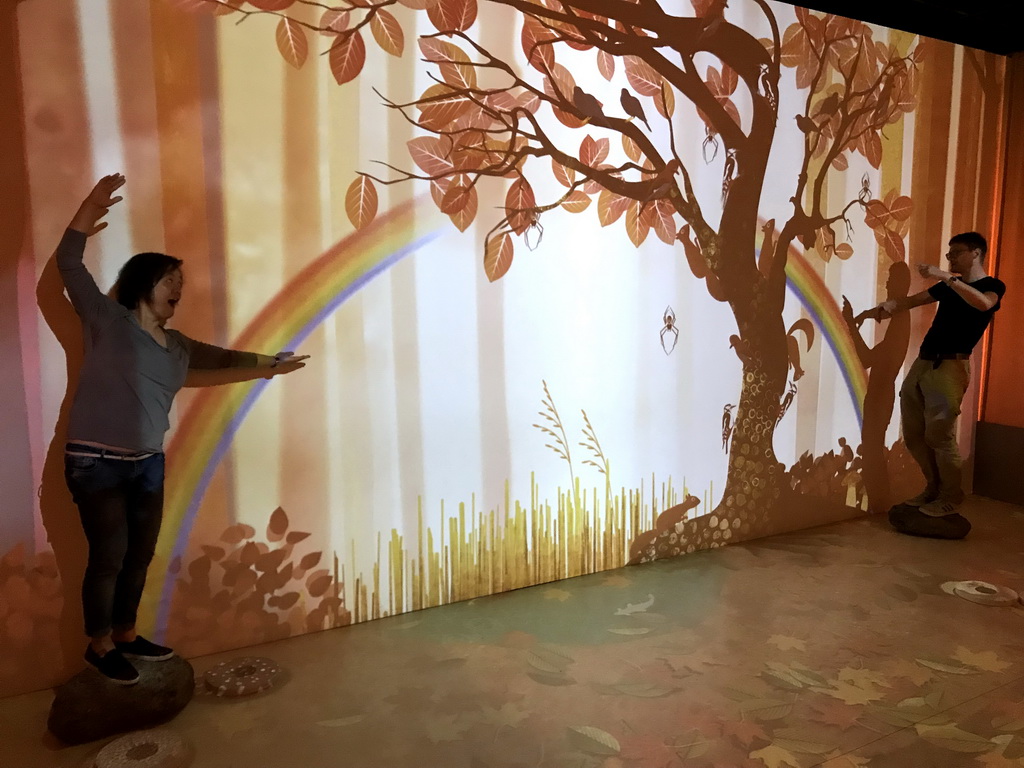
[660,306,678,355]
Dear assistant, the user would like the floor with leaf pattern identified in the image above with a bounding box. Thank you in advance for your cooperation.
[4,495,1024,768]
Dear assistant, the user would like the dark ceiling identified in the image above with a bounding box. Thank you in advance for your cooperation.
[779,0,1023,56]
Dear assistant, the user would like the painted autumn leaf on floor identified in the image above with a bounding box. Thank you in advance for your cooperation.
[479,702,530,730]
[543,587,572,602]
[749,744,801,768]
[955,646,1012,673]
[767,635,806,652]
[424,712,474,742]
[808,697,862,731]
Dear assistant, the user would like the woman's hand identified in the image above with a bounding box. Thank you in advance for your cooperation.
[70,174,126,236]
[263,352,310,379]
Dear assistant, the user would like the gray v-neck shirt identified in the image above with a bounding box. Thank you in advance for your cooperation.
[57,229,257,453]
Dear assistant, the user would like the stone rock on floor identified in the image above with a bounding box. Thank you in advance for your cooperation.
[888,503,972,540]
[48,656,194,745]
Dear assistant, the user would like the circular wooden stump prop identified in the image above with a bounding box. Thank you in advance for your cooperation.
[203,657,282,697]
[941,580,1019,607]
[94,730,191,768]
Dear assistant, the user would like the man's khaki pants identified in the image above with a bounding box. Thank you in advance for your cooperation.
[899,357,970,506]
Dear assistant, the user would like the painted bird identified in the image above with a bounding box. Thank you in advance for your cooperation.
[757,63,778,113]
[620,88,650,130]
[642,158,682,203]
[816,92,840,118]
[796,114,818,134]
[729,334,753,366]
[722,404,735,452]
[695,0,728,46]
[572,86,605,123]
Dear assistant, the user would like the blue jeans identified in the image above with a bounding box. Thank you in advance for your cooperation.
[64,452,165,638]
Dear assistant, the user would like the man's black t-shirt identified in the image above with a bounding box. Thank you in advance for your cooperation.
[919,276,1006,357]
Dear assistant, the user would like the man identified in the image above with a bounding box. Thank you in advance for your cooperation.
[856,232,1005,536]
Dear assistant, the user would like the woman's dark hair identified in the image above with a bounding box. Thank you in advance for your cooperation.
[113,252,183,310]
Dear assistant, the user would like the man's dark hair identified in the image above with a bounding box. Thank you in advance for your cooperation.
[114,252,183,310]
[949,232,988,259]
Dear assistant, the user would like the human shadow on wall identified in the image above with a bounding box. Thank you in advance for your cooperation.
[36,251,88,683]
[842,261,918,513]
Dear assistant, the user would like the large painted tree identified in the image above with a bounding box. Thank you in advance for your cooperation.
[196,0,921,558]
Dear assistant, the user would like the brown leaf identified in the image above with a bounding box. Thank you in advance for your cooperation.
[441,180,474,214]
[622,134,642,163]
[552,159,575,187]
[484,232,514,282]
[418,37,469,64]
[835,242,854,260]
[286,531,311,544]
[626,201,650,247]
[597,49,615,80]
[298,552,322,572]
[420,39,476,89]
[398,0,440,9]
[407,135,454,176]
[188,557,211,581]
[201,546,225,561]
[220,525,247,545]
[879,227,906,262]
[430,178,450,210]
[521,16,555,73]
[543,63,584,128]
[419,88,471,134]
[651,199,676,244]
[440,60,477,91]
[329,31,366,85]
[597,189,628,227]
[888,195,913,221]
[427,0,476,32]
[561,190,591,213]
[780,24,807,71]
[267,508,289,541]
[240,541,260,566]
[276,18,308,69]
[345,176,378,229]
[256,548,288,574]
[654,80,674,119]
[624,55,660,96]
[447,183,478,231]
[235,567,259,594]
[864,199,889,228]
[863,130,882,168]
[249,0,294,9]
[505,177,536,234]
[273,592,301,610]
[277,561,294,589]
[579,134,609,167]
[308,572,333,598]
[320,7,349,34]
[369,9,404,56]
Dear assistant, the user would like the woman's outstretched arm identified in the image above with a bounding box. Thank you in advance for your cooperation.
[56,174,126,322]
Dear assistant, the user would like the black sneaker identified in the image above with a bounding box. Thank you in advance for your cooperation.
[115,635,175,661]
[84,646,140,685]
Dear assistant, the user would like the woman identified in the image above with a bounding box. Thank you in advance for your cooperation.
[57,174,308,685]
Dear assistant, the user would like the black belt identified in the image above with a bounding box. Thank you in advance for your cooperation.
[65,443,157,461]
[919,353,970,369]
